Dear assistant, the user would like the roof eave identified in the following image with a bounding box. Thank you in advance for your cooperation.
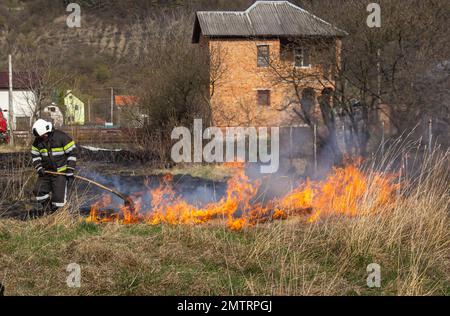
[198,33,347,39]
[192,14,202,43]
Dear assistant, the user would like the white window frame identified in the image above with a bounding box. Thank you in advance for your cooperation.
[294,47,311,68]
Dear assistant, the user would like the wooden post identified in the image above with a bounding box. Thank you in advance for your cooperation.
[342,124,346,155]
[289,126,293,160]
[428,118,432,154]
[289,126,294,191]
[110,87,114,125]
[314,124,317,175]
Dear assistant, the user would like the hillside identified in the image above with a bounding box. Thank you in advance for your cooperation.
[0,1,257,121]
[0,0,448,140]
[0,0,256,62]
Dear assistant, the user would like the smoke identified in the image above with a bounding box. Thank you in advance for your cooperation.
[75,125,342,214]
[77,170,227,212]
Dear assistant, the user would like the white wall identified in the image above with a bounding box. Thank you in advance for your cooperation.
[0,90,36,129]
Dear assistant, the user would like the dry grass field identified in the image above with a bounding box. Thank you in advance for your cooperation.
[0,147,448,296]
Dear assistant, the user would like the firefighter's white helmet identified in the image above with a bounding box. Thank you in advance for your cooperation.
[32,119,53,137]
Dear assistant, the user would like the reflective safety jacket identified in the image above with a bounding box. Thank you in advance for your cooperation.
[31,130,77,174]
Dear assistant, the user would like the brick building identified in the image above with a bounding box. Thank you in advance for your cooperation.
[192,1,347,127]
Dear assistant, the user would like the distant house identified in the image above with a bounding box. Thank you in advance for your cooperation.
[192,0,347,127]
[41,104,64,128]
[0,71,37,131]
[114,95,146,127]
[64,90,85,125]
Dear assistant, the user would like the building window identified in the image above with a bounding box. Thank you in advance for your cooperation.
[257,45,270,67]
[257,90,271,106]
[294,48,310,67]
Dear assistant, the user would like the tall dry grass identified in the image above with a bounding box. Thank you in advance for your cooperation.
[0,142,448,295]
[249,142,449,295]
[0,152,34,209]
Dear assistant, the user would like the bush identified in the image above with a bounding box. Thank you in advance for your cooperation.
[95,64,111,83]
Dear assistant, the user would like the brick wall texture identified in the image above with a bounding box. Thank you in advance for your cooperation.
[203,36,340,127]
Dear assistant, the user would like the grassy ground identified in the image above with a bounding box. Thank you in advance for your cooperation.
[0,144,27,153]
[0,189,448,296]
[153,163,242,181]
[0,146,448,296]
[76,162,239,181]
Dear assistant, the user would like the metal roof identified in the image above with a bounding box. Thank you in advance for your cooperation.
[192,1,347,43]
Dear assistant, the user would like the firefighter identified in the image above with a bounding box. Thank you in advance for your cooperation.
[31,119,77,214]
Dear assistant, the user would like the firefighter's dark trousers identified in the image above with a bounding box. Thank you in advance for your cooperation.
[34,175,68,210]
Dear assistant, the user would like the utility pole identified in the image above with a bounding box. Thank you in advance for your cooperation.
[289,126,293,161]
[87,99,91,124]
[110,87,114,125]
[8,55,14,146]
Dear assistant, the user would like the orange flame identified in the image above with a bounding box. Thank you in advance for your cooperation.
[88,160,400,229]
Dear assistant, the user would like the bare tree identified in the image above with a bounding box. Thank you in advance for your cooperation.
[300,0,450,145]
[265,0,449,162]
[126,13,219,160]
[14,46,72,125]
[266,37,347,162]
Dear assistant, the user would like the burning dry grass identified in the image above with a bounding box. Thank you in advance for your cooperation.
[86,159,401,230]
[0,143,449,295]
[0,148,449,295]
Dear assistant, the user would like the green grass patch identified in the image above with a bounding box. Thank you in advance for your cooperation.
[0,205,448,296]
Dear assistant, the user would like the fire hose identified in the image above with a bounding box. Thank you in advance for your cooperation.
[44,171,134,209]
